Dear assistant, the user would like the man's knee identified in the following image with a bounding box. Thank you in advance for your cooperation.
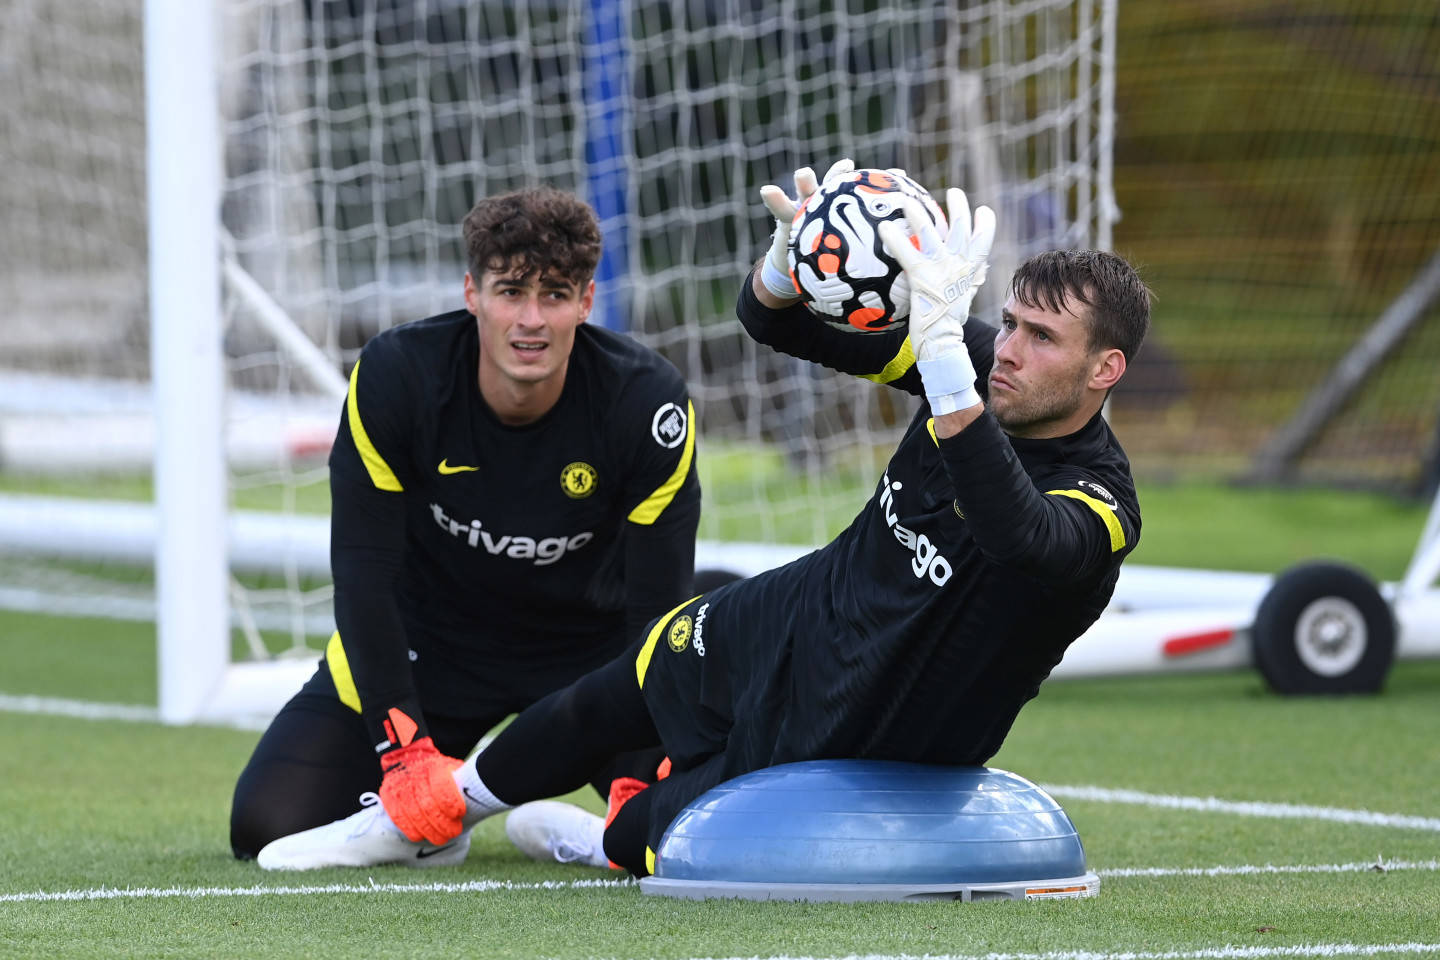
[229,757,325,859]
[601,781,654,876]
[601,752,734,877]
[229,764,276,860]
[229,751,381,859]
[228,715,381,860]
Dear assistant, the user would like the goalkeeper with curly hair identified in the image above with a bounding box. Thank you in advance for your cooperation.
[230,186,700,866]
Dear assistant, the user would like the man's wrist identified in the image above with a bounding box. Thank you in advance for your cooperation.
[752,262,802,309]
[365,698,429,758]
[927,386,983,417]
[916,351,980,417]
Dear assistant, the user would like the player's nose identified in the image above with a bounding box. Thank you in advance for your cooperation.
[514,295,546,329]
[994,331,1021,367]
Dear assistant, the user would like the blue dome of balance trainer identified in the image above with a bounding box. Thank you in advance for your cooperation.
[651,760,1089,888]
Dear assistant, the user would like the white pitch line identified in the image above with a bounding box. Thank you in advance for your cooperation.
[0,693,159,724]
[1101,858,1440,878]
[0,877,634,904]
[660,946,1440,960]
[1044,784,1440,833]
[0,693,275,731]
[4,860,1435,906]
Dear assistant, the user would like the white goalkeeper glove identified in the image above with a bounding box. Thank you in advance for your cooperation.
[878,188,996,415]
[757,157,856,301]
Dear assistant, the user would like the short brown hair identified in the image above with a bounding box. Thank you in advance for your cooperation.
[462,187,603,287]
[1009,249,1152,362]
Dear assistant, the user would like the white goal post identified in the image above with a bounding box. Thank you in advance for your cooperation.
[147,0,229,723]
[1,0,1121,726]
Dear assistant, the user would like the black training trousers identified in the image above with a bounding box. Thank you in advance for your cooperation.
[230,659,662,859]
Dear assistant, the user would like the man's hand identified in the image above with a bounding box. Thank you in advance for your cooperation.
[757,158,855,302]
[878,188,996,415]
[377,736,466,846]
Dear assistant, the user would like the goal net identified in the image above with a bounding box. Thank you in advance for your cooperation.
[0,0,1116,723]
[1103,1,1440,492]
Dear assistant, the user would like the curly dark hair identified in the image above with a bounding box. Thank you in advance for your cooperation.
[1009,249,1153,362]
[462,187,603,287]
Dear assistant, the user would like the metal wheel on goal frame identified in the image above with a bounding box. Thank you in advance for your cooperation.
[1251,561,1396,695]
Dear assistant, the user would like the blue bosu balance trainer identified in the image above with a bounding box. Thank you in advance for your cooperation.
[637,760,1099,902]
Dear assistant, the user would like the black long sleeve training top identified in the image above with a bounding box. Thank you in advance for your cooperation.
[328,311,700,752]
[715,278,1139,769]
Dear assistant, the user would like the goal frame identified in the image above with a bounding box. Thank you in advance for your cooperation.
[148,0,229,724]
[134,0,1125,725]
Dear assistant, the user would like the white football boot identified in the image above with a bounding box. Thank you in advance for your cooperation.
[257,793,470,870]
[504,800,611,868]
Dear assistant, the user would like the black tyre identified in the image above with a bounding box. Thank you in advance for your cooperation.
[1252,561,1396,695]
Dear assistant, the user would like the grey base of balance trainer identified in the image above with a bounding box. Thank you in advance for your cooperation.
[640,872,1100,903]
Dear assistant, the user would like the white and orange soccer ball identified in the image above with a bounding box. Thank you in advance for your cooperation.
[787,168,946,333]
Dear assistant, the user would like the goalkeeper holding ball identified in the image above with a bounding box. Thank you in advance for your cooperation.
[257,162,1151,876]
[230,187,700,864]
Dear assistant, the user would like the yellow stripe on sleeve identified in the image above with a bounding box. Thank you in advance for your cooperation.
[346,358,403,492]
[925,417,938,446]
[325,632,363,714]
[859,335,917,384]
[1046,489,1127,553]
[635,596,701,689]
[628,400,696,525]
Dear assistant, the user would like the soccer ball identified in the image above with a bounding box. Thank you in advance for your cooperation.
[787,168,945,333]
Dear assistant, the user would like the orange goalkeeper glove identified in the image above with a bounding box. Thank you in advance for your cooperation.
[378,736,466,845]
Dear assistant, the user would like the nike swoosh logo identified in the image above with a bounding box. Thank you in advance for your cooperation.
[438,459,479,475]
[415,840,461,859]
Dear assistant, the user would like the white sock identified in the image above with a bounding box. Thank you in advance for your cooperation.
[579,814,608,868]
[454,759,513,828]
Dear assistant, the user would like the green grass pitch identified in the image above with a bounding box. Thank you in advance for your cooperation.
[2,612,1438,959]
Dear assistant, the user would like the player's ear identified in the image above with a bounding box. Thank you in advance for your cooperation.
[1089,347,1125,392]
[463,272,481,316]
[579,279,596,323]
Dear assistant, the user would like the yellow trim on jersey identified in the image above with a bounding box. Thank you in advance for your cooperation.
[645,846,656,875]
[325,632,363,714]
[346,358,403,492]
[859,335,917,384]
[635,596,701,689]
[628,400,696,526]
[925,418,938,446]
[1046,489,1126,553]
